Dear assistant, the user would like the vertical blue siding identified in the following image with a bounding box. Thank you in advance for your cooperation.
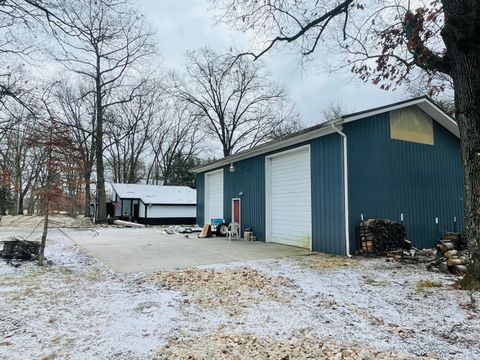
[223,158,266,240]
[345,111,464,250]
[196,135,346,252]
[310,135,346,254]
[195,105,462,254]
[196,173,205,226]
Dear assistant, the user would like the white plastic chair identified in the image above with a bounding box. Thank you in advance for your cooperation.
[227,223,240,241]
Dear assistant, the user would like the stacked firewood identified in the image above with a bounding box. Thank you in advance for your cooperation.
[427,232,469,275]
[359,219,406,255]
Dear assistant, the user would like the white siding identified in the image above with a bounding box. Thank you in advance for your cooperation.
[139,202,146,218]
[205,169,224,223]
[147,205,196,218]
[267,147,312,249]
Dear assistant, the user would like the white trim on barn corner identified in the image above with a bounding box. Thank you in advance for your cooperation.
[417,101,459,137]
[265,145,312,250]
[331,124,351,257]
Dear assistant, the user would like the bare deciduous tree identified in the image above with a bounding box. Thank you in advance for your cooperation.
[147,99,200,186]
[30,89,80,265]
[49,0,156,222]
[5,113,44,214]
[54,79,96,216]
[104,83,159,184]
[172,48,292,157]
[321,100,347,122]
[0,81,41,215]
[0,1,54,110]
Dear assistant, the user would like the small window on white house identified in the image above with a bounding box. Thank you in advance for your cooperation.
[390,106,434,145]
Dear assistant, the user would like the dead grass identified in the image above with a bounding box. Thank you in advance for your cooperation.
[302,255,358,270]
[40,352,59,360]
[416,279,443,291]
[457,265,480,291]
[0,214,90,228]
[139,267,294,315]
[0,262,100,302]
[363,277,391,287]
[83,270,103,282]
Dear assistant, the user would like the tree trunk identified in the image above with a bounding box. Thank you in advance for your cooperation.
[127,162,136,183]
[0,186,8,215]
[83,170,92,217]
[27,196,35,216]
[18,193,24,215]
[442,0,480,282]
[38,147,51,266]
[95,61,107,223]
[14,149,21,215]
[38,205,49,266]
[84,180,91,217]
[13,189,19,215]
[223,142,230,157]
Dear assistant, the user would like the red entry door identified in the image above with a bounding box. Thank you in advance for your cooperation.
[232,198,241,231]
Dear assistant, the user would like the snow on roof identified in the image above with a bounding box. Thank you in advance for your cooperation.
[111,183,196,205]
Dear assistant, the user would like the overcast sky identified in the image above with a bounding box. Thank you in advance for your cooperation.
[138,0,403,126]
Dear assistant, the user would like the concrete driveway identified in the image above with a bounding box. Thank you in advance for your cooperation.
[64,228,312,273]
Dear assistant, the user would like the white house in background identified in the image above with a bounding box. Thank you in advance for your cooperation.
[110,183,197,225]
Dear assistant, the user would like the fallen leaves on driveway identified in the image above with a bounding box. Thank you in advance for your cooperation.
[156,333,437,360]
[139,267,294,315]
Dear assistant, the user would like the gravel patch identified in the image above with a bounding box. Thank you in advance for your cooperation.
[157,333,436,360]
[139,267,294,315]
[192,256,479,359]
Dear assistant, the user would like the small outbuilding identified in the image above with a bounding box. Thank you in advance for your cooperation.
[192,97,464,254]
[111,183,196,225]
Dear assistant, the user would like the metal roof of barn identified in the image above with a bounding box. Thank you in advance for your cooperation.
[192,96,458,174]
[111,183,196,205]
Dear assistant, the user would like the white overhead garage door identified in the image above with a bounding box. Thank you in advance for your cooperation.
[205,169,224,223]
[267,146,312,249]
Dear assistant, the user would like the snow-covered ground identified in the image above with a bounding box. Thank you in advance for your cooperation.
[0,231,178,360]
[1,219,479,359]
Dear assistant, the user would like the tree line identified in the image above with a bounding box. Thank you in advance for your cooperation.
[0,0,299,221]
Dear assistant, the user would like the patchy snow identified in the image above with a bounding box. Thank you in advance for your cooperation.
[0,230,178,360]
[188,257,480,359]
[1,218,479,359]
